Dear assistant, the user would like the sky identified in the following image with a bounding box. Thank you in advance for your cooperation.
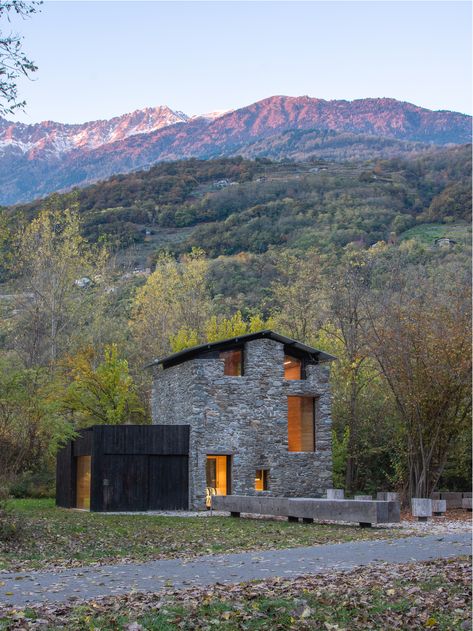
[8,0,473,124]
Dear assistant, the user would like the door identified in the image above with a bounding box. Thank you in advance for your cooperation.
[102,455,148,511]
[148,455,189,510]
[206,455,230,495]
[76,456,91,509]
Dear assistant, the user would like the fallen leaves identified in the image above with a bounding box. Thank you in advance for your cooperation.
[0,556,470,630]
[0,499,409,573]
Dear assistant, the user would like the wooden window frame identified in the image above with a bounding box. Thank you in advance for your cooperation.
[219,347,244,377]
[287,395,316,452]
[255,468,269,491]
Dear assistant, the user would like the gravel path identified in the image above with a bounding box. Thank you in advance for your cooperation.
[0,533,470,607]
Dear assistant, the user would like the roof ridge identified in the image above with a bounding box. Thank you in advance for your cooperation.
[144,330,336,369]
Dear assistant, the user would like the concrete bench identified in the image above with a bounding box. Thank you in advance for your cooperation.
[377,492,399,502]
[432,499,447,516]
[211,495,400,527]
[462,497,472,512]
[439,492,463,509]
[411,498,432,521]
[430,492,472,510]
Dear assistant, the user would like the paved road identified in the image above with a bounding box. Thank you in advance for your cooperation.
[0,533,470,607]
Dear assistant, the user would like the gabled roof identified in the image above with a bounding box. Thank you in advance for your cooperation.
[145,329,336,370]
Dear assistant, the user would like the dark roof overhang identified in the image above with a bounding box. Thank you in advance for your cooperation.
[144,329,336,370]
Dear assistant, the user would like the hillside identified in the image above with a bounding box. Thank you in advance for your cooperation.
[0,95,470,205]
[5,145,470,274]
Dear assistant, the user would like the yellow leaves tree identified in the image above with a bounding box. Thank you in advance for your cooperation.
[170,312,275,352]
[129,248,211,361]
[269,249,326,344]
[13,196,108,367]
[53,344,145,428]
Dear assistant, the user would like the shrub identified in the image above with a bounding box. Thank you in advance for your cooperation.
[9,470,55,499]
[0,486,22,542]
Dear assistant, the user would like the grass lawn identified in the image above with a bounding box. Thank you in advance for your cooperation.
[399,222,471,246]
[0,557,470,630]
[0,499,405,572]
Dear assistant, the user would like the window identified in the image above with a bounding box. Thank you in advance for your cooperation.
[220,349,243,376]
[206,455,230,495]
[284,354,302,380]
[255,469,268,491]
[76,456,91,509]
[287,396,315,452]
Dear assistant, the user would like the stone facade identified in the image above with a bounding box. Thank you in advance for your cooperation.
[151,338,333,509]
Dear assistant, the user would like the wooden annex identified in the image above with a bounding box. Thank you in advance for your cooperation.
[56,425,190,512]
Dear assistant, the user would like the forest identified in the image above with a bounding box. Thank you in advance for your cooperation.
[0,146,471,506]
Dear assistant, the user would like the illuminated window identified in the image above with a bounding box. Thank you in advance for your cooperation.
[206,455,229,495]
[287,396,315,452]
[220,349,243,376]
[255,469,268,491]
[76,456,91,509]
[284,355,302,380]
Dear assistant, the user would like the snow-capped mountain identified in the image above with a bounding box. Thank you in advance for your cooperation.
[0,105,189,158]
[0,96,470,205]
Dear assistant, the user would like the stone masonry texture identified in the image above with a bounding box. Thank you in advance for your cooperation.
[151,338,333,509]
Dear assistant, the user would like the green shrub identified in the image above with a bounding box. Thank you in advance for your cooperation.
[9,470,55,499]
[0,486,22,542]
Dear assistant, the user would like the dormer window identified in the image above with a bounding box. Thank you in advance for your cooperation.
[284,354,302,380]
[220,349,243,376]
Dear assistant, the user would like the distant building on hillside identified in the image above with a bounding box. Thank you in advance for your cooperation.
[434,237,457,248]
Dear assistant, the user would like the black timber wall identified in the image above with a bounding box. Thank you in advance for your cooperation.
[56,425,190,511]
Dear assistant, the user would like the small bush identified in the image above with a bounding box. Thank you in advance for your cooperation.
[9,470,55,499]
[0,487,22,542]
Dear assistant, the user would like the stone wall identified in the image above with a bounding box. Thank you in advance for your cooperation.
[151,338,333,509]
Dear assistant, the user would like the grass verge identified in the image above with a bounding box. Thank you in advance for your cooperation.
[0,499,406,572]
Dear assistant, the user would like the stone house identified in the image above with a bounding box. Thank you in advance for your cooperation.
[149,330,335,510]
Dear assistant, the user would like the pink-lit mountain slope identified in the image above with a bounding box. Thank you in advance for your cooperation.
[0,96,470,204]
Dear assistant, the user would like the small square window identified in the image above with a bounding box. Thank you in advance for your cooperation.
[255,469,268,491]
[220,349,243,376]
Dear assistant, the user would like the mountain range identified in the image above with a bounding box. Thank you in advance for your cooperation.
[0,95,470,205]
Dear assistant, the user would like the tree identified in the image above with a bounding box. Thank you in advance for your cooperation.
[321,251,376,492]
[0,1,40,115]
[54,344,145,427]
[129,248,211,361]
[365,260,471,498]
[169,312,275,352]
[11,199,108,367]
[0,354,73,482]
[270,249,326,343]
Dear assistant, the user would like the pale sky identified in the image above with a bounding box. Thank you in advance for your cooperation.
[7,0,473,124]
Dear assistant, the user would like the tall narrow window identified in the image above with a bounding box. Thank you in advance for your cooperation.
[76,456,91,509]
[284,355,302,380]
[255,469,268,491]
[287,396,315,452]
[220,349,243,376]
[206,455,229,495]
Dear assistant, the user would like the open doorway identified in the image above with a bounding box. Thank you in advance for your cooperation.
[206,455,231,497]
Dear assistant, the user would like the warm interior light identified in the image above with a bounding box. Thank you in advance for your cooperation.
[288,396,315,452]
[255,469,268,491]
[284,355,302,379]
[206,455,228,495]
